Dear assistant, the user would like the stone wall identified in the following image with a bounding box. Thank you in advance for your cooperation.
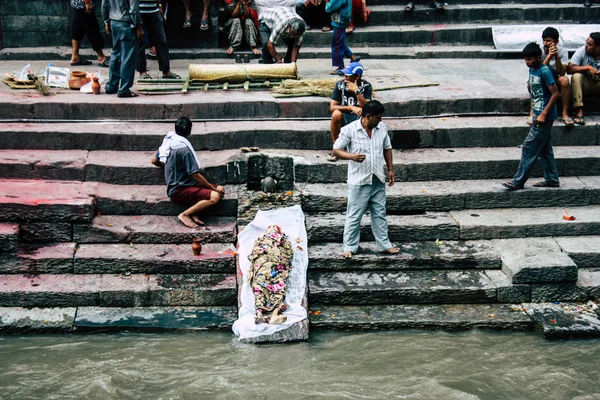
[0,0,219,49]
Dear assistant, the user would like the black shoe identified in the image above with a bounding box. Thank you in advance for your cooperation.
[330,67,344,76]
[432,1,444,10]
[351,55,362,63]
[405,2,414,11]
[235,54,242,63]
[584,0,592,7]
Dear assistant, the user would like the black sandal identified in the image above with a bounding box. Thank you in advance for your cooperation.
[405,2,414,11]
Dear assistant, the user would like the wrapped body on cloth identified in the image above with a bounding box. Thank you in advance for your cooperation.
[248,225,294,324]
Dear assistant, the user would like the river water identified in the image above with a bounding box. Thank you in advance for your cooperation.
[1,330,599,400]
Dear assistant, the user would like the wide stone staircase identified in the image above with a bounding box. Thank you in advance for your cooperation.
[0,0,599,336]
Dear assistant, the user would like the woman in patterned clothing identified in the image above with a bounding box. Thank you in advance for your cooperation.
[223,0,261,56]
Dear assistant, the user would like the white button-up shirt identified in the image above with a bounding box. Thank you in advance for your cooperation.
[333,119,392,186]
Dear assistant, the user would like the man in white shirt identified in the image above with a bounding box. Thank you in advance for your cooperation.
[332,100,400,259]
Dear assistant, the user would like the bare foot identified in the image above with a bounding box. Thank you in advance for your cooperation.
[178,214,199,228]
[251,47,261,56]
[383,247,400,254]
[191,215,205,225]
[226,47,234,55]
[342,251,353,259]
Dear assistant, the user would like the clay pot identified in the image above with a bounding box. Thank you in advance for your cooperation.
[68,70,90,90]
[91,77,100,95]
[192,238,202,256]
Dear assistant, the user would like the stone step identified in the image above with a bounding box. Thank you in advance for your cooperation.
[294,146,600,184]
[308,240,501,270]
[0,224,19,252]
[0,179,94,222]
[73,306,237,331]
[0,306,237,332]
[306,204,600,242]
[84,182,240,217]
[523,302,600,340]
[0,179,239,221]
[301,177,599,212]
[308,269,506,305]
[74,215,237,244]
[308,303,533,331]
[3,147,598,186]
[1,117,597,151]
[555,235,600,268]
[450,204,600,240]
[0,273,237,307]
[530,268,600,302]
[0,242,236,274]
[74,243,236,274]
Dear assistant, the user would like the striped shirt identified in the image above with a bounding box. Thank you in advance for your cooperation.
[259,7,304,46]
[333,119,392,186]
[139,0,160,13]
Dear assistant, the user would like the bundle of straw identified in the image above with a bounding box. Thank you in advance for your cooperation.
[270,78,338,98]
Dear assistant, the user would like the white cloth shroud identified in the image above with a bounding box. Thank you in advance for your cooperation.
[157,131,201,167]
[232,205,308,340]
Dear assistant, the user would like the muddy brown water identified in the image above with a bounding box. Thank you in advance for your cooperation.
[1,330,599,399]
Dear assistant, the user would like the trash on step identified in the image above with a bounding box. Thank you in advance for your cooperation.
[562,209,576,221]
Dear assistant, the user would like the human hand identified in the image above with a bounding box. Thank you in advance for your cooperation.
[352,153,365,163]
[85,2,94,13]
[105,23,111,35]
[549,44,557,55]
[135,26,144,40]
[536,113,546,124]
[215,185,226,197]
[388,170,395,186]
[345,80,358,92]
[350,106,362,116]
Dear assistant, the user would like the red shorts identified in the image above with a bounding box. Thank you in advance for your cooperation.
[170,186,212,207]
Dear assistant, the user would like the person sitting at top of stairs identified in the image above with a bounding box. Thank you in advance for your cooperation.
[152,117,225,229]
[502,43,560,192]
[405,1,445,11]
[223,0,261,57]
[328,62,371,162]
[332,100,400,259]
[183,0,210,29]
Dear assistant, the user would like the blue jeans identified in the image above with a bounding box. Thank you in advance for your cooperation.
[106,20,137,96]
[343,176,394,253]
[513,118,559,187]
[332,27,353,68]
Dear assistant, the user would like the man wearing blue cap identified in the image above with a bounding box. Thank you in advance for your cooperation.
[328,61,372,162]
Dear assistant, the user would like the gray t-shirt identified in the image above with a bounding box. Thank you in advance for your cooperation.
[543,45,569,74]
[570,45,600,71]
[155,147,200,197]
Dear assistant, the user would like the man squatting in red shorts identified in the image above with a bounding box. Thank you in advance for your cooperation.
[152,116,225,228]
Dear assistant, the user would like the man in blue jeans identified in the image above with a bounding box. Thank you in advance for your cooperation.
[502,42,560,191]
[333,100,400,259]
[102,0,143,98]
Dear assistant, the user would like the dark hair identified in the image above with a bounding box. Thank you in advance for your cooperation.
[591,32,600,46]
[542,27,559,42]
[522,42,542,58]
[290,18,306,36]
[363,100,385,117]
[175,116,192,137]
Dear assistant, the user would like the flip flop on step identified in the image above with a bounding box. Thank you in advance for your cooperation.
[183,19,192,28]
[562,117,575,126]
[98,57,110,68]
[200,19,209,31]
[573,116,585,125]
[501,180,522,191]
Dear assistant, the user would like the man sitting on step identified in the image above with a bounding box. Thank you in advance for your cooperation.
[332,100,400,259]
[567,32,600,126]
[328,62,371,162]
[151,116,225,228]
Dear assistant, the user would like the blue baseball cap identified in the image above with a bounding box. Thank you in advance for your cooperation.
[342,62,364,76]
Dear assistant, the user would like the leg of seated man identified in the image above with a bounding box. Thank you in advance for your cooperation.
[557,76,571,121]
[171,186,222,228]
[330,110,344,143]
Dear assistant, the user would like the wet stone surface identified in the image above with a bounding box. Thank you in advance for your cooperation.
[524,302,600,340]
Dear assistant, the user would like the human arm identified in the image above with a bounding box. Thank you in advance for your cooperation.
[567,47,599,76]
[344,80,371,107]
[552,45,568,76]
[266,40,282,62]
[290,42,301,63]
[151,155,164,167]
[332,126,365,162]
[330,99,363,116]
[384,148,394,186]
[190,172,225,196]
[102,0,110,32]
[85,0,94,14]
